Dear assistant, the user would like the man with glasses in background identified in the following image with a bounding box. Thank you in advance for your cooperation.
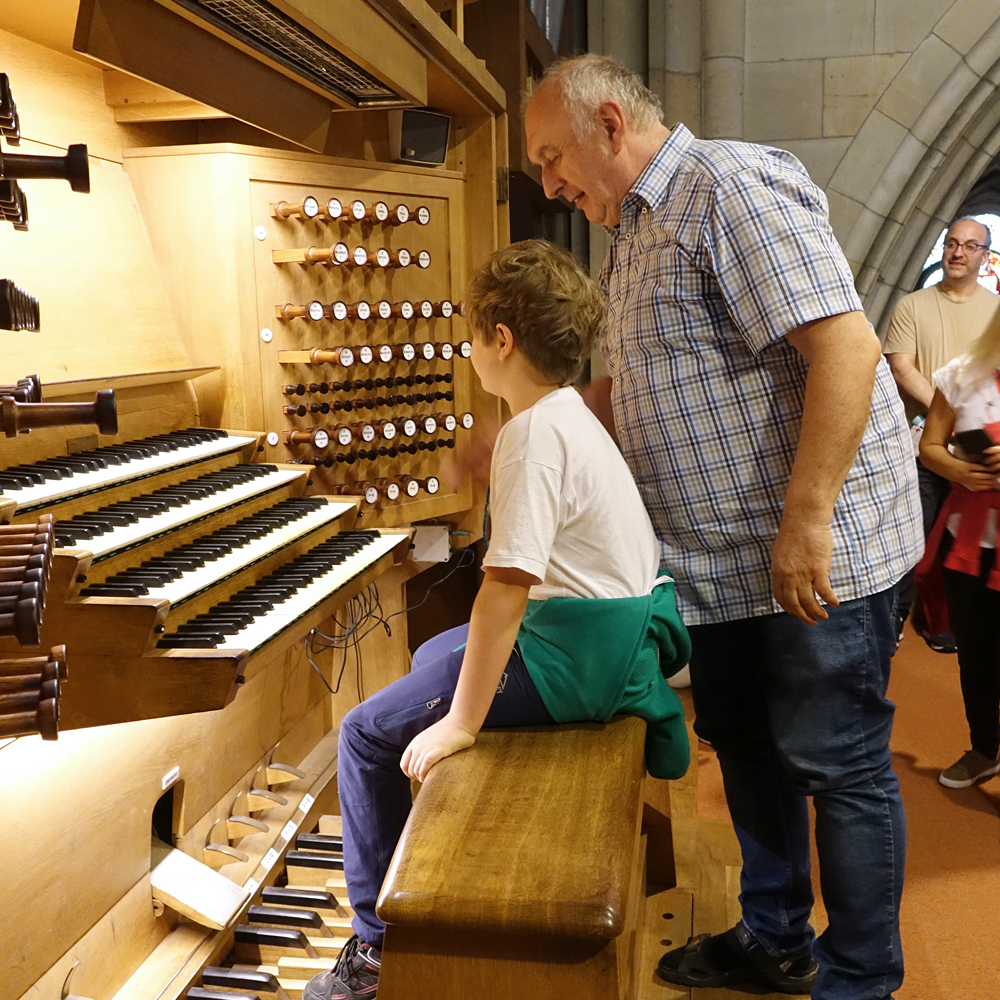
[885,217,1000,652]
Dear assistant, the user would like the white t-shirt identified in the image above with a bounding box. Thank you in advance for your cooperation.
[934,354,1000,547]
[482,387,660,600]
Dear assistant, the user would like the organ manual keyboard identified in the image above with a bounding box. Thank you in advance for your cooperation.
[0,418,410,730]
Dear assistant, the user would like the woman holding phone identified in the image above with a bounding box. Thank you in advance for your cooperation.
[920,310,1000,788]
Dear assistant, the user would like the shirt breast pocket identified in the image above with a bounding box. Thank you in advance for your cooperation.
[621,230,721,357]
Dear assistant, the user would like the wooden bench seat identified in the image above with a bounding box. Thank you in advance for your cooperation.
[375,716,649,1000]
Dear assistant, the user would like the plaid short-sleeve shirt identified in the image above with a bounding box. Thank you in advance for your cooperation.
[601,124,922,625]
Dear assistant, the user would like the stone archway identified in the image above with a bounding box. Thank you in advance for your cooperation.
[824,14,1000,333]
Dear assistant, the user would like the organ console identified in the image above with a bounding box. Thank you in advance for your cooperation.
[1,4,510,998]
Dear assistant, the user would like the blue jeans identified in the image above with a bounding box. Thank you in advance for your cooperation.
[688,586,905,1000]
[337,624,553,947]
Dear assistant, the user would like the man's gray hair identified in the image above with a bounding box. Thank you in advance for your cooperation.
[529,54,663,137]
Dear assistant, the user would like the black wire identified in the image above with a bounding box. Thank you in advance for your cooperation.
[303,545,478,694]
[382,545,477,624]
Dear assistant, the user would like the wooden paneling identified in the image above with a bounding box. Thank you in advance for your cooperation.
[0,26,198,164]
[0,143,195,386]
[74,0,334,151]
[463,0,554,179]
[122,143,483,528]
[368,0,506,115]
[103,69,228,123]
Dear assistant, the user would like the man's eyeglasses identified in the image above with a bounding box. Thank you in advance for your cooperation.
[945,239,990,254]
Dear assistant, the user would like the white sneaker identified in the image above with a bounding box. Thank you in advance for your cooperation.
[939,749,1000,789]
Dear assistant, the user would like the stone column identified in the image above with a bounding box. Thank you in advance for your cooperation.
[651,0,702,134]
[586,0,649,290]
[702,0,744,139]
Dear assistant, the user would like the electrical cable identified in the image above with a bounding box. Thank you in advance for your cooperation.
[302,545,478,696]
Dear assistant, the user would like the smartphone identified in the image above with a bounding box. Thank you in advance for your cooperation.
[954,427,995,461]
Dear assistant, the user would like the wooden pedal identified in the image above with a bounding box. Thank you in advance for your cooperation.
[187,991,257,1000]
[266,743,306,788]
[202,966,291,999]
[248,904,332,937]
[295,833,341,853]
[284,850,344,888]
[261,886,346,916]
[203,817,249,868]
[275,956,339,980]
[233,925,318,963]
[317,814,342,836]
[247,970,309,1000]
[303,935,351,959]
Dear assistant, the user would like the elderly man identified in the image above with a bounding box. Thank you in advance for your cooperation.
[525,55,921,999]
[884,217,999,651]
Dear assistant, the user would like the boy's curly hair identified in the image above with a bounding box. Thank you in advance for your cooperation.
[465,239,604,385]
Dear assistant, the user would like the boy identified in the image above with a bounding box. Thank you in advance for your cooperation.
[304,239,690,1000]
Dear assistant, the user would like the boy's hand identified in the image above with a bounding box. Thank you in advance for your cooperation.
[438,419,498,490]
[401,715,476,782]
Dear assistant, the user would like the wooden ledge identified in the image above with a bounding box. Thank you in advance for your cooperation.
[377,716,647,939]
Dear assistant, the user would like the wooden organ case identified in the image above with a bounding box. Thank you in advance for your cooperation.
[0,4,506,1000]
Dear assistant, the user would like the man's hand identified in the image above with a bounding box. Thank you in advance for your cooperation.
[401,715,476,782]
[771,514,838,626]
[777,312,880,626]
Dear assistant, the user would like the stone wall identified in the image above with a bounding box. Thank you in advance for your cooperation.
[586,0,1000,332]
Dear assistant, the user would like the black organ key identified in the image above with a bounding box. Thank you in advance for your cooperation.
[261,886,341,910]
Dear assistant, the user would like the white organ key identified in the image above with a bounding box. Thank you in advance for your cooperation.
[1,434,257,511]
[76,468,304,559]
[217,533,403,652]
[147,501,356,605]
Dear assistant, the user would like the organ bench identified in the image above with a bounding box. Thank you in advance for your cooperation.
[376,716,652,1000]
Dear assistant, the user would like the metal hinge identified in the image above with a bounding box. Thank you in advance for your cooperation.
[496,166,510,204]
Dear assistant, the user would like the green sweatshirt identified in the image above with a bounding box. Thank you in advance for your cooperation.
[515,574,691,780]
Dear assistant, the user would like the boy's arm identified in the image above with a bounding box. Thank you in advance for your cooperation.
[400,565,536,782]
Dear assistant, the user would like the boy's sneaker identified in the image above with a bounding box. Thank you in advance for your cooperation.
[302,935,381,1000]
[939,750,1000,789]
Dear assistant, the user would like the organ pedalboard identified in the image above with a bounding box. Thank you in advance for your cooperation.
[263,188,475,523]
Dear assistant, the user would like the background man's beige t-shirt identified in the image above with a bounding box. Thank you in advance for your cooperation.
[883,284,999,418]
